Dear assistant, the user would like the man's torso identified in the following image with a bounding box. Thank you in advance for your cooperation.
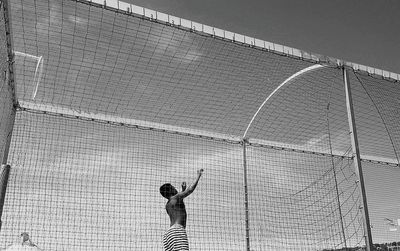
[166,196,187,228]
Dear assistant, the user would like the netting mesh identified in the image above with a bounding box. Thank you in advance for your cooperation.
[247,146,363,250]
[349,72,400,246]
[11,0,311,137]
[0,0,399,250]
[363,162,400,244]
[245,67,351,153]
[1,111,246,250]
[244,66,368,250]
[350,72,400,164]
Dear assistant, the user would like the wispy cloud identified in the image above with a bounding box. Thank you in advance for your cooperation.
[68,15,88,26]
[151,31,202,64]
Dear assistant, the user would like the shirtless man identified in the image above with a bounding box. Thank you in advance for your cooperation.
[160,169,204,251]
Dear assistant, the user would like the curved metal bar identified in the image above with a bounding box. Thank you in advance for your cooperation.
[242,64,326,139]
[32,56,44,99]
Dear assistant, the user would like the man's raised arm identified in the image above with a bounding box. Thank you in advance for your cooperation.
[176,169,204,198]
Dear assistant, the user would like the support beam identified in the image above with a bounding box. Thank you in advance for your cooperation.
[0,164,11,232]
[343,68,373,251]
[1,0,17,166]
[242,139,250,251]
[0,0,17,232]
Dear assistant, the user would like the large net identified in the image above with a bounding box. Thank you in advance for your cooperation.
[0,0,399,250]
[3,111,246,250]
[349,72,400,245]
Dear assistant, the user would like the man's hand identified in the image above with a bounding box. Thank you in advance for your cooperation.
[176,170,204,199]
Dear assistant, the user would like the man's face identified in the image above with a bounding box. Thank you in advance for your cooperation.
[170,186,178,196]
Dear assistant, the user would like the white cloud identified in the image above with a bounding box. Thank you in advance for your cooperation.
[68,15,88,26]
[152,32,202,64]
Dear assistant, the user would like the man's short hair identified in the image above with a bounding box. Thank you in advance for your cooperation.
[160,183,175,198]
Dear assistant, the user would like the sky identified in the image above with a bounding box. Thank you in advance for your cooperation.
[127,0,400,74]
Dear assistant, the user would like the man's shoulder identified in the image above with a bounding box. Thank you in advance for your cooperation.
[168,195,183,203]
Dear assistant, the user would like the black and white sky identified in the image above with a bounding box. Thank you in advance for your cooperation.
[129,0,400,73]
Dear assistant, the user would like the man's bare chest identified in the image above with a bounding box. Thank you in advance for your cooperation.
[166,198,186,210]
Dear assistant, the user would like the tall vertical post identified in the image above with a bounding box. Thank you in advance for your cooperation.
[2,0,17,107]
[1,0,17,166]
[242,139,250,251]
[0,164,11,231]
[343,68,373,251]
[0,0,17,233]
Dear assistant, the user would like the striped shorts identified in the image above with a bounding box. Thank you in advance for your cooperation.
[163,224,189,251]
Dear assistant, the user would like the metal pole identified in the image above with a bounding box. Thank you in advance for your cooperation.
[343,68,373,251]
[2,0,17,106]
[0,164,11,232]
[2,0,17,166]
[242,139,251,251]
[0,0,17,233]
[0,102,15,165]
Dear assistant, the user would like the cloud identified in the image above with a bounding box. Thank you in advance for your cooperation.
[35,2,62,36]
[305,133,329,147]
[68,15,88,26]
[152,30,202,64]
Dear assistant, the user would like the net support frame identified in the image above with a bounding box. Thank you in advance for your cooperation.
[242,138,250,251]
[343,68,373,251]
[242,64,327,139]
[18,100,400,168]
[0,0,17,234]
[1,0,16,106]
[0,164,10,232]
[1,0,17,166]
